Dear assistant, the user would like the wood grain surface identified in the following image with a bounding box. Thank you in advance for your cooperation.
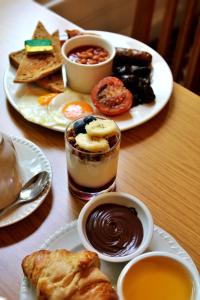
[0,1,199,299]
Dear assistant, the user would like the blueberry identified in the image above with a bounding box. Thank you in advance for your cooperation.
[74,120,86,134]
[83,115,97,124]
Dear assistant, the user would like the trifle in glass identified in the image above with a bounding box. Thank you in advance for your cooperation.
[65,116,121,201]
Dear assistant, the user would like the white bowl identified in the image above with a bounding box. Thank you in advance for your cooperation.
[117,251,200,300]
[77,192,154,263]
[61,34,115,94]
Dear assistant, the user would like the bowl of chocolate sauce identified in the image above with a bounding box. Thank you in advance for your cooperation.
[78,192,154,262]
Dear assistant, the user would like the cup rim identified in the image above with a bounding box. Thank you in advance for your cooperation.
[77,192,154,263]
[117,251,200,300]
[64,115,121,155]
[61,34,116,68]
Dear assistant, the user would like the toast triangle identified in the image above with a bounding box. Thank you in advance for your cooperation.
[14,22,63,83]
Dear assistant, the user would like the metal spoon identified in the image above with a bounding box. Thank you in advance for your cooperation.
[0,171,49,218]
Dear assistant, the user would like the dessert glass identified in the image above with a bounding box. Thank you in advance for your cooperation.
[65,117,121,201]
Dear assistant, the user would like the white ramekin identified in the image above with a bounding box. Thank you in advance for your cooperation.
[77,192,154,263]
[61,34,115,94]
[117,251,200,300]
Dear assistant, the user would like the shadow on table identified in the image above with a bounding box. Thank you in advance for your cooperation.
[0,189,53,247]
[121,101,172,149]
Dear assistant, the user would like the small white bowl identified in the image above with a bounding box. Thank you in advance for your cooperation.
[117,251,200,300]
[77,192,154,263]
[61,34,115,94]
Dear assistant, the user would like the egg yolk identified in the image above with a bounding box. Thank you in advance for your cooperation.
[62,101,94,119]
[38,93,58,106]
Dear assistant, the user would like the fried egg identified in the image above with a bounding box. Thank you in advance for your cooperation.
[16,85,58,127]
[16,84,96,130]
[48,88,96,126]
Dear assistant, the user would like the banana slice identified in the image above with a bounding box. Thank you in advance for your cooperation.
[75,133,109,152]
[85,119,118,137]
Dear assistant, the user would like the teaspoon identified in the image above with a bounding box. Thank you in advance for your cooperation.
[0,171,49,218]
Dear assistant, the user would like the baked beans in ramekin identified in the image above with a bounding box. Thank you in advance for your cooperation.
[61,34,115,94]
[68,45,109,65]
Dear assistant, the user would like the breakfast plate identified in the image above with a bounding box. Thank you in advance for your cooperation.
[4,31,173,132]
[20,220,199,299]
[0,136,52,228]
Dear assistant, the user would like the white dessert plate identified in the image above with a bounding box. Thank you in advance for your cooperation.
[4,31,173,132]
[0,136,52,228]
[20,220,199,299]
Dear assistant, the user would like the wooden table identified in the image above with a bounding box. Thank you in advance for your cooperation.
[0,1,199,299]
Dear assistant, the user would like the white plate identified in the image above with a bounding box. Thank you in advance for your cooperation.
[4,31,173,132]
[0,136,52,228]
[20,220,198,299]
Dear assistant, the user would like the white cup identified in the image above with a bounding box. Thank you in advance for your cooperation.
[61,35,115,94]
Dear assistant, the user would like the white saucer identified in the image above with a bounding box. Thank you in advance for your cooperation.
[20,220,199,299]
[0,136,52,228]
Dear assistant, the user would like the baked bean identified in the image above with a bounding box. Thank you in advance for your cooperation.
[67,45,109,65]
[87,48,93,52]
[100,52,108,57]
[92,55,99,60]
[81,52,88,58]
[87,52,93,58]
[80,58,87,64]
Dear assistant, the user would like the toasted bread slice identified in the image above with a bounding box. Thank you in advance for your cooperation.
[32,21,51,40]
[9,21,58,69]
[9,48,64,92]
[10,22,53,69]
[36,72,64,93]
[14,22,63,83]
[9,49,26,69]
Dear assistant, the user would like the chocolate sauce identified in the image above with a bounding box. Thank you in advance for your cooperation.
[86,203,143,256]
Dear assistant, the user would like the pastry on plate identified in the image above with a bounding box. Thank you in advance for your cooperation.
[22,249,118,300]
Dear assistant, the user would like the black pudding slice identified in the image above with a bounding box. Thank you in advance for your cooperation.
[73,120,86,134]
[83,115,97,124]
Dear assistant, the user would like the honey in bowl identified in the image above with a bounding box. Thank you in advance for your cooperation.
[122,256,194,300]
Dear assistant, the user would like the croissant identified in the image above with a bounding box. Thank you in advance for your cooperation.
[22,249,118,300]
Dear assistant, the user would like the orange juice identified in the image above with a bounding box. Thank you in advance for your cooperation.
[122,256,194,300]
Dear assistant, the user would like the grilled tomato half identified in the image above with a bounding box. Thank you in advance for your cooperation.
[91,76,133,116]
